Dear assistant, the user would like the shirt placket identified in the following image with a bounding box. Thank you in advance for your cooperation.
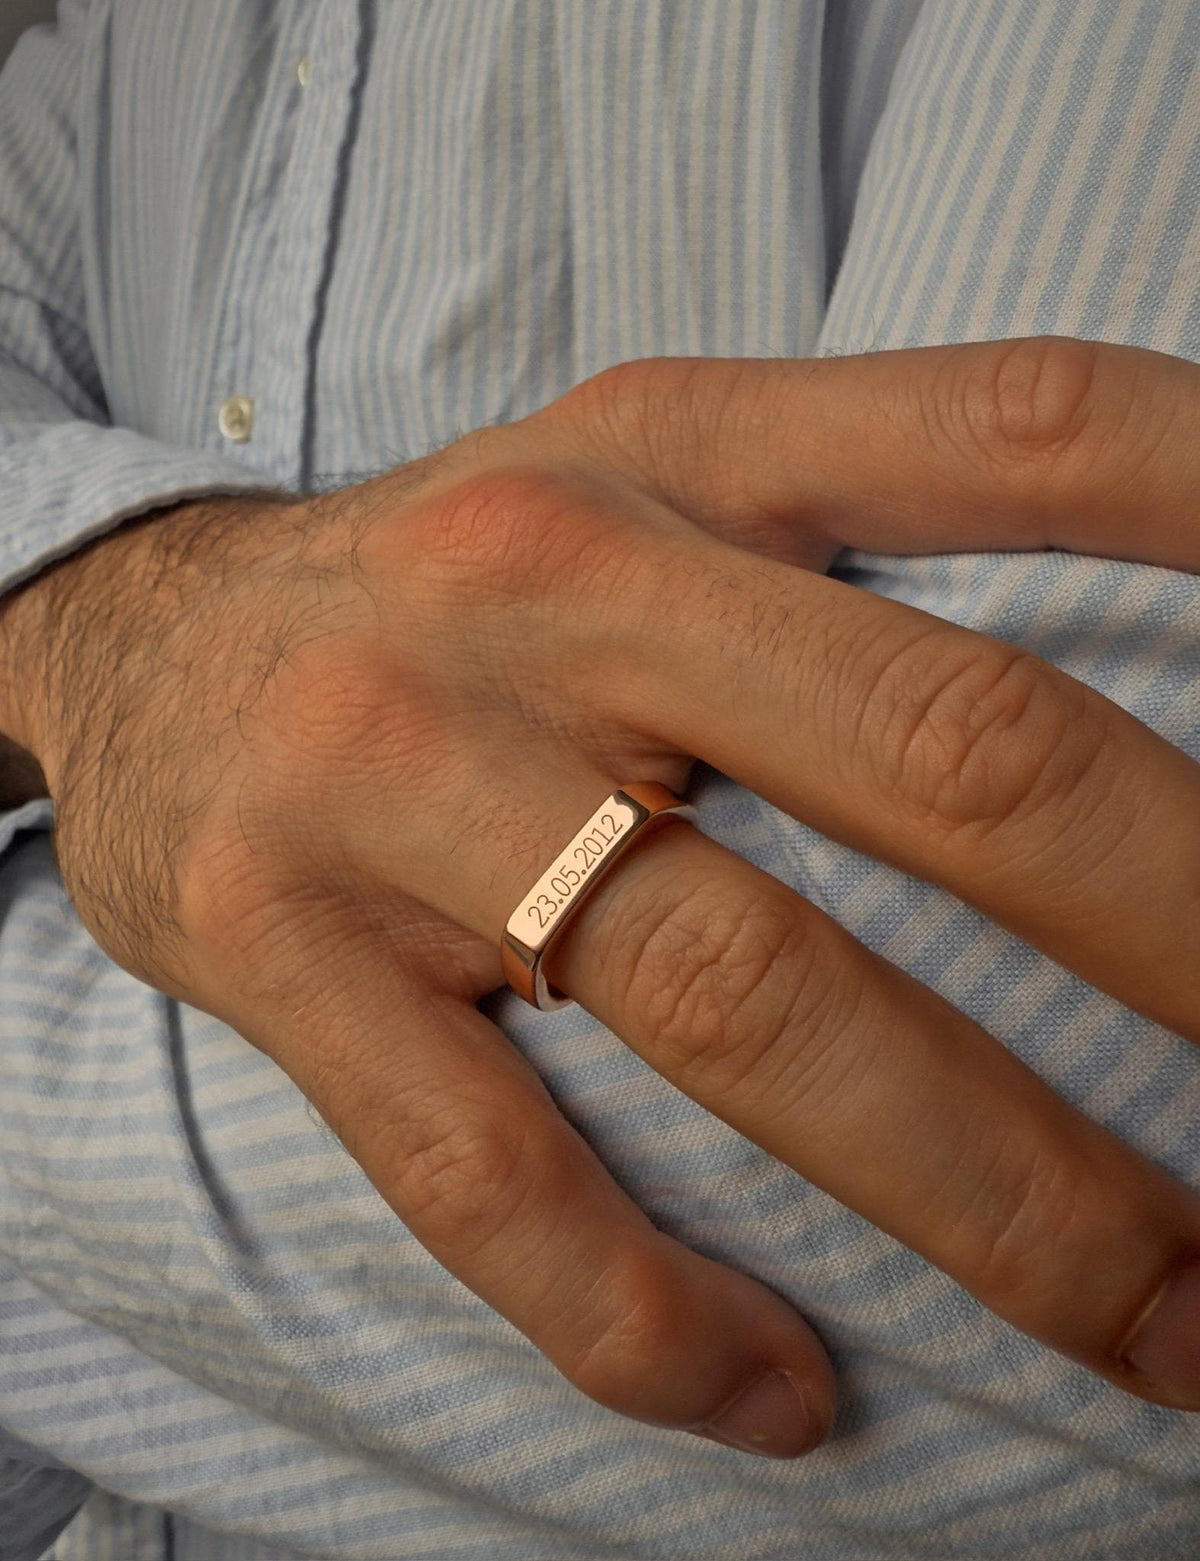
[214,1,367,488]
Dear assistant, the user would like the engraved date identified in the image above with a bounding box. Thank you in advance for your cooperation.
[525,811,626,930]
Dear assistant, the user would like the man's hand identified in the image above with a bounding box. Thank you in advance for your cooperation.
[4,336,1200,1458]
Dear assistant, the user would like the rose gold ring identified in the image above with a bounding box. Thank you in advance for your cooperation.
[501,782,696,1010]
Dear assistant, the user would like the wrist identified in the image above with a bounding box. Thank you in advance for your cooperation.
[0,491,297,793]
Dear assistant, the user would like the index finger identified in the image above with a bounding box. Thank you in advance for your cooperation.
[546,336,1200,573]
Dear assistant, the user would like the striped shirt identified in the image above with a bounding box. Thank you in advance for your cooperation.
[3,1,1200,1556]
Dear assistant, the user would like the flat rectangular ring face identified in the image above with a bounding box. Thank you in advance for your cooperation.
[504,791,645,960]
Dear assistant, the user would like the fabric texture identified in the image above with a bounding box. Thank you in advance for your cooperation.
[1,1,1200,1556]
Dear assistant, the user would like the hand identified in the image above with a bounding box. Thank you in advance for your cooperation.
[5,336,1200,1459]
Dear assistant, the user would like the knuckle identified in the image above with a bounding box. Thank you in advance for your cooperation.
[177,807,354,1001]
[553,356,738,495]
[880,637,1107,838]
[551,356,836,565]
[961,1149,1086,1312]
[549,359,671,488]
[404,465,613,604]
[930,337,1179,520]
[561,1245,692,1413]
[935,336,1106,495]
[177,820,295,971]
[389,1107,531,1258]
[619,874,825,1098]
[553,357,671,444]
[257,632,433,797]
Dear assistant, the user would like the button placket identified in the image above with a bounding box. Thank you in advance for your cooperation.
[261,2,365,482]
[201,6,354,479]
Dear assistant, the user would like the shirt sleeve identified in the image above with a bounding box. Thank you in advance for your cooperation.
[0,11,276,1547]
[0,0,276,604]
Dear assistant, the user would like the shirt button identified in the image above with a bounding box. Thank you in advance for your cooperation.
[297,54,311,87]
[218,395,255,443]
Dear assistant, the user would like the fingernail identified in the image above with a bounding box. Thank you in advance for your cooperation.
[1121,1258,1200,1409]
[698,1370,819,1459]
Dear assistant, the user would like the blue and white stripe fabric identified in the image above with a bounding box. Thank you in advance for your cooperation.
[3,1,1200,1556]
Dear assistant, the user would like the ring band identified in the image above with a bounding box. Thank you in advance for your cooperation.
[501,782,696,1010]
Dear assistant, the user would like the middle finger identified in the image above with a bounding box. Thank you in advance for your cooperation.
[608,530,1200,1044]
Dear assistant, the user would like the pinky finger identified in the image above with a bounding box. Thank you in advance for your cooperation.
[236,920,835,1459]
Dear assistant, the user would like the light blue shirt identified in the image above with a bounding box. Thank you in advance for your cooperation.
[3,2,1200,1557]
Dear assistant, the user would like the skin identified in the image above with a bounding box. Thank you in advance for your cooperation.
[3,335,1200,1457]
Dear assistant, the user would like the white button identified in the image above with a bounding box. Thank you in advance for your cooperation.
[297,54,311,87]
[218,395,254,443]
